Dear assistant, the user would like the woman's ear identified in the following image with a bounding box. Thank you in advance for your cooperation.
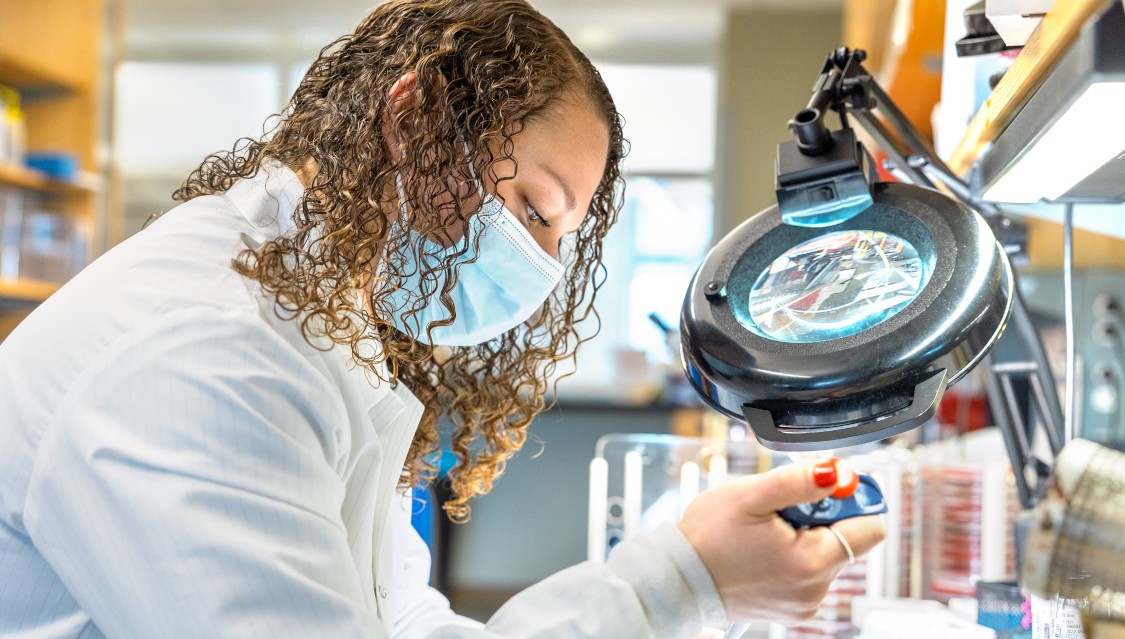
[381,72,420,159]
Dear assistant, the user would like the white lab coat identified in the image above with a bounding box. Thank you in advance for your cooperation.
[0,161,725,638]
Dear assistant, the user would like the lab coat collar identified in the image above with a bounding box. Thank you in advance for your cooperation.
[224,160,427,624]
[224,158,305,246]
[223,159,412,396]
[225,158,426,428]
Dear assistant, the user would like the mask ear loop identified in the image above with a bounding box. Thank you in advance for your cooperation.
[458,138,496,262]
[384,149,426,351]
[395,146,411,223]
[356,161,403,387]
[392,140,461,345]
[352,150,409,330]
[461,139,484,199]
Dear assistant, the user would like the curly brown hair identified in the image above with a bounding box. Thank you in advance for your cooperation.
[172,0,626,520]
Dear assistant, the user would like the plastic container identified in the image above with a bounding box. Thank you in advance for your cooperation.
[977,581,1032,639]
[26,153,79,182]
[17,207,86,283]
[0,186,24,278]
[587,431,777,561]
[0,85,27,166]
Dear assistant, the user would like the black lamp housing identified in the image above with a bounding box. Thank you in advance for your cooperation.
[680,47,1063,508]
[681,182,1013,451]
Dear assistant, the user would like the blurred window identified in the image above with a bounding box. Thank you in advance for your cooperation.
[597,65,716,174]
[116,62,282,176]
[561,64,716,401]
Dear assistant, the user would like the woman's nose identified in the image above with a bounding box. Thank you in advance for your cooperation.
[534,230,562,261]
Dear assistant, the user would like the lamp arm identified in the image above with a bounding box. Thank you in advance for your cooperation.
[984,290,1067,509]
[790,48,1001,215]
[851,67,1066,507]
[785,48,1067,508]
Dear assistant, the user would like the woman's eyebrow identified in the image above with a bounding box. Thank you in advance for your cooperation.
[538,163,577,212]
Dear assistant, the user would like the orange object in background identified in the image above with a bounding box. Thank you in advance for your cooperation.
[937,388,993,433]
[844,0,946,180]
[883,0,947,142]
[872,149,899,182]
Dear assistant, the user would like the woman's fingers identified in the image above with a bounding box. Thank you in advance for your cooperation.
[725,460,851,515]
[678,460,887,622]
[809,515,887,565]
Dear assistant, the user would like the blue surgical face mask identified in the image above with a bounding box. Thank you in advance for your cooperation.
[380,175,565,346]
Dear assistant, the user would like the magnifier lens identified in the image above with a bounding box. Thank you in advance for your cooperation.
[744,230,929,343]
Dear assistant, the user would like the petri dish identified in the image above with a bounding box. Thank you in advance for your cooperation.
[744,229,929,343]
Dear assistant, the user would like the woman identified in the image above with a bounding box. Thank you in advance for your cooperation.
[0,1,884,637]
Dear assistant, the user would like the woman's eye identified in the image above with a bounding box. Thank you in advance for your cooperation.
[527,203,551,228]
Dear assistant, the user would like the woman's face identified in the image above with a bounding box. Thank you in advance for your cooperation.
[380,78,610,259]
[487,94,609,259]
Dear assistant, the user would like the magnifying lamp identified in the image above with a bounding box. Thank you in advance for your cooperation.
[680,49,1020,454]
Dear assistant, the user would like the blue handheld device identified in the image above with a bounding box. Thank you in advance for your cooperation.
[778,473,887,527]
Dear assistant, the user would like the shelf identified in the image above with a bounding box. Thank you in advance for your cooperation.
[0,163,48,189]
[0,278,61,303]
[0,0,107,323]
[948,0,1113,175]
[0,52,78,95]
[0,162,98,196]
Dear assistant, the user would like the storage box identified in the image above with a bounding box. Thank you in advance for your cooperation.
[0,187,23,279]
[17,207,86,283]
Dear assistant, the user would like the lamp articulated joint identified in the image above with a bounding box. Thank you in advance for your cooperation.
[786,47,871,157]
[776,48,879,228]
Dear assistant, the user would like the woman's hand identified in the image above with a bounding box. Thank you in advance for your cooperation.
[677,461,886,623]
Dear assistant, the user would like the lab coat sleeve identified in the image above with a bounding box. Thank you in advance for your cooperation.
[24,307,386,639]
[390,488,726,639]
[390,497,485,638]
[464,523,727,639]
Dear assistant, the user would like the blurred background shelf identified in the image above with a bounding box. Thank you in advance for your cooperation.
[0,162,98,196]
[0,0,115,340]
[0,51,78,94]
[0,163,45,190]
[0,278,62,304]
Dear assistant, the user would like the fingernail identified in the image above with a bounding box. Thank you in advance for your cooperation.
[813,460,838,487]
[832,462,859,498]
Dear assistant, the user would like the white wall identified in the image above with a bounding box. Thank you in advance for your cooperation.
[714,7,845,236]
